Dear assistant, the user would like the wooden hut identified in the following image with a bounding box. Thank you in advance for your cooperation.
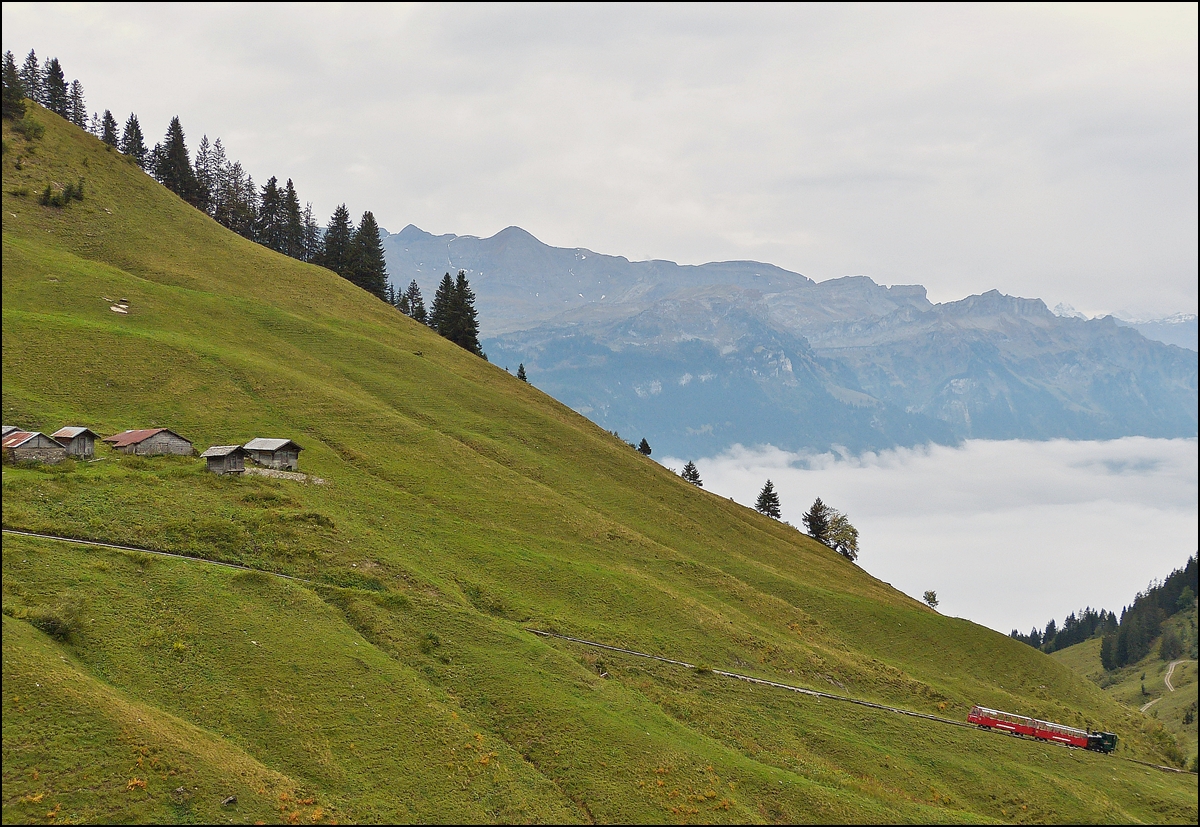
[2,430,68,464]
[51,426,100,459]
[200,445,249,475]
[102,428,193,456]
[243,438,303,471]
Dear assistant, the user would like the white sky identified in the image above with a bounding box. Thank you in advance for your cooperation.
[661,437,1199,636]
[3,3,1196,319]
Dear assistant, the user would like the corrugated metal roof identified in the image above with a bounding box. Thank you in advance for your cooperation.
[244,438,303,452]
[51,426,99,440]
[1,425,19,437]
[200,445,247,458]
[2,431,64,450]
[2,430,35,449]
[102,428,190,448]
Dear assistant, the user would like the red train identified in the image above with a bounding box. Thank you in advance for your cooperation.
[968,705,1118,753]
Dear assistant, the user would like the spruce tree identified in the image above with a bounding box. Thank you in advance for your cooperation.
[396,290,410,314]
[405,280,426,323]
[2,51,25,120]
[349,211,388,299]
[801,496,829,540]
[429,272,455,333]
[121,113,148,167]
[154,117,203,207]
[43,58,68,117]
[68,79,86,127]
[637,438,652,456]
[301,203,320,262]
[256,176,284,251]
[319,205,354,276]
[452,270,482,355]
[19,50,41,106]
[516,363,527,382]
[755,480,782,519]
[681,461,702,487]
[282,179,304,259]
[192,134,215,213]
[100,110,119,146]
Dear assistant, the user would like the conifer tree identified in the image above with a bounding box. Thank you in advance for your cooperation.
[2,51,25,120]
[516,363,528,382]
[349,211,388,299]
[637,438,652,456]
[681,461,702,487]
[256,176,284,251]
[319,204,354,276]
[154,117,204,207]
[121,113,148,167]
[386,283,396,305]
[192,134,216,213]
[429,272,455,333]
[68,79,86,127]
[756,480,782,519]
[396,290,410,314]
[100,109,119,146]
[43,58,68,117]
[19,50,41,105]
[452,270,483,355]
[282,179,304,259]
[302,202,321,263]
[404,280,426,323]
[801,496,829,540]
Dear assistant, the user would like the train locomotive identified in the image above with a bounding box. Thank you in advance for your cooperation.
[968,705,1118,753]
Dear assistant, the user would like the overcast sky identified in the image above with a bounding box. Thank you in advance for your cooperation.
[661,437,1198,636]
[4,3,1196,318]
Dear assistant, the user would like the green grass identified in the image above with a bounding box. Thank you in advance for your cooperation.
[1051,607,1198,769]
[4,104,1198,822]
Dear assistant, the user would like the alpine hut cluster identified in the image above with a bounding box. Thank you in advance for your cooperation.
[4,424,303,477]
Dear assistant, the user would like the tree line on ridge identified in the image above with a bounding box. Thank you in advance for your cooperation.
[3,48,486,359]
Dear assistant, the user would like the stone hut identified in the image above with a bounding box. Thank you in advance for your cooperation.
[2,431,68,464]
[244,438,303,471]
[51,426,100,459]
[102,428,193,456]
[200,445,249,475]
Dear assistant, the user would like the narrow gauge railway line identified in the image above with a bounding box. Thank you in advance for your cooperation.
[527,629,1196,776]
[3,531,1192,775]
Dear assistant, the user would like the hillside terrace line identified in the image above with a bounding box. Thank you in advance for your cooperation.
[2,529,1191,778]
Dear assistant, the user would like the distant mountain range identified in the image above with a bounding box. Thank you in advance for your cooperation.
[382,225,1198,457]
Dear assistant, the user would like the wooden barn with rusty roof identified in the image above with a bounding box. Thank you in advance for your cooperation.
[102,428,193,456]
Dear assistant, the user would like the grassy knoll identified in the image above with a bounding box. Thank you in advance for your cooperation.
[4,105,1198,822]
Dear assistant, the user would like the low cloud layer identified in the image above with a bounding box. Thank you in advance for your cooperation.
[661,438,1198,636]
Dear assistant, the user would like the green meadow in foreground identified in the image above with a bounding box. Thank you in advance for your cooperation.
[3,105,1197,823]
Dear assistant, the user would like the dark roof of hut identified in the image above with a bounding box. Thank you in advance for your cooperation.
[200,445,249,458]
[243,438,303,452]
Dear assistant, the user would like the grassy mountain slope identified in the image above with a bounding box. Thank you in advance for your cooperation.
[1051,606,1198,770]
[3,105,1197,823]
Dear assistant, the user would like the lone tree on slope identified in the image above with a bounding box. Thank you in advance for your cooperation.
[681,461,702,487]
[923,590,939,610]
[755,480,781,519]
[637,438,652,456]
[516,363,528,382]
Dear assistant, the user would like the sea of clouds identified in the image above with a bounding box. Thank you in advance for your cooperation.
[661,437,1198,636]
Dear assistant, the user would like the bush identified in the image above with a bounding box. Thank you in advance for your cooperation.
[25,594,83,641]
[1160,628,1184,660]
[12,116,45,141]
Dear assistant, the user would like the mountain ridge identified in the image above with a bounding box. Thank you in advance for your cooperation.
[381,225,1197,456]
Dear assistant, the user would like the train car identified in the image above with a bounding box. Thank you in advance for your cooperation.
[968,705,1117,753]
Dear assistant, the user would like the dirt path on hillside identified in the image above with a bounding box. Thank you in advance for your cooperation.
[1163,659,1188,692]
[1139,658,1192,712]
